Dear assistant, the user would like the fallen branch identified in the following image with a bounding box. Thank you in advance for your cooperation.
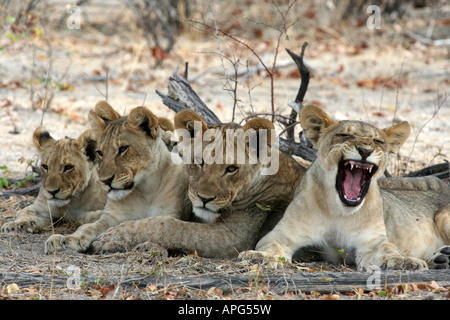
[405,161,450,181]
[1,269,449,295]
[155,71,221,126]
[0,184,40,198]
[284,42,311,144]
[403,30,450,46]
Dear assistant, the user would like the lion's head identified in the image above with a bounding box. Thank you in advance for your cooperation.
[174,110,276,223]
[300,104,410,208]
[88,101,173,201]
[34,126,97,207]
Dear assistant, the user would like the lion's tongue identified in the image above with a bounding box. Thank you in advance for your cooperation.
[343,166,363,199]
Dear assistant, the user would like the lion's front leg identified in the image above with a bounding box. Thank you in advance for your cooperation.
[239,231,302,269]
[76,210,104,225]
[1,205,52,234]
[89,220,142,254]
[45,213,116,254]
[238,248,290,269]
[45,228,96,254]
[357,240,428,271]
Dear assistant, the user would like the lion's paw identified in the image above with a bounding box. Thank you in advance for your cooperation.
[1,220,37,234]
[238,250,288,269]
[132,241,168,258]
[384,256,428,271]
[45,234,69,254]
[428,246,450,269]
[88,228,133,254]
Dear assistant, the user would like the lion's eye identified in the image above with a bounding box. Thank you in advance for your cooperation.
[336,133,350,138]
[225,165,238,174]
[96,150,103,159]
[64,164,74,172]
[374,138,384,144]
[41,164,48,172]
[118,145,129,156]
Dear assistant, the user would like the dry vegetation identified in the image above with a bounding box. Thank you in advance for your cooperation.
[0,0,449,301]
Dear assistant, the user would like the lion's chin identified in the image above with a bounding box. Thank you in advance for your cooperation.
[193,207,220,224]
[48,198,71,207]
[107,189,132,201]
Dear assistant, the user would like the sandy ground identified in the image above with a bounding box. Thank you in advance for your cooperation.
[0,0,449,300]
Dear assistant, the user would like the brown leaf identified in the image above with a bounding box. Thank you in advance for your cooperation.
[417,283,432,291]
[322,294,340,300]
[151,46,169,60]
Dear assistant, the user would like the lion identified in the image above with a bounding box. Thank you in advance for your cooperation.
[87,110,306,258]
[44,101,191,254]
[240,104,450,271]
[1,127,107,234]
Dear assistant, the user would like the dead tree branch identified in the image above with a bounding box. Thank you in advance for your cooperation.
[1,269,449,295]
[284,43,310,143]
[155,70,221,125]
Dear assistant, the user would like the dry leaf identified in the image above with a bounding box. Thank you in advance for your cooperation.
[322,294,340,300]
[7,283,19,294]
[151,46,169,60]
[146,284,158,293]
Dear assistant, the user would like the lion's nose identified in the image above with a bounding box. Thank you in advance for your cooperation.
[197,193,216,206]
[101,175,115,187]
[357,146,373,160]
[47,188,60,197]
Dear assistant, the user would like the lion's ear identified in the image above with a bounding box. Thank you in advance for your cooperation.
[88,110,106,134]
[157,117,174,132]
[300,104,335,148]
[77,130,97,162]
[33,126,55,152]
[94,101,120,122]
[127,106,159,138]
[174,109,208,138]
[243,118,275,147]
[88,101,120,134]
[380,121,410,154]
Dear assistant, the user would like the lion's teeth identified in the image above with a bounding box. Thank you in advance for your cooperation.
[350,164,354,170]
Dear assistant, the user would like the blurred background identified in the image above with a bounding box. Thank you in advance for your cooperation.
[0,0,448,179]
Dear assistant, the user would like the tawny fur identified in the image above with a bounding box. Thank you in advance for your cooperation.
[89,110,306,258]
[240,104,450,271]
[1,127,107,234]
[44,101,191,254]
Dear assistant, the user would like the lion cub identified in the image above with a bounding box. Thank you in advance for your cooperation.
[44,102,191,254]
[241,105,449,271]
[2,127,107,233]
[88,110,306,257]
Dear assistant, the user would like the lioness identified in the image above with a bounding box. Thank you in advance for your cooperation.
[240,105,450,271]
[1,127,107,233]
[44,101,191,254]
[88,110,306,258]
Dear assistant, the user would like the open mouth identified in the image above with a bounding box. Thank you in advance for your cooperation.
[336,160,378,207]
